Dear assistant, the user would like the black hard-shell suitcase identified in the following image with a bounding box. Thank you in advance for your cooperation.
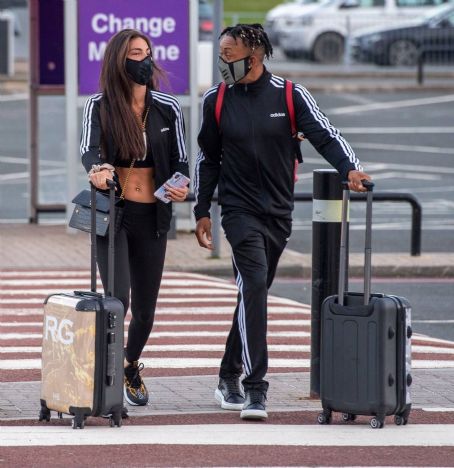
[318,181,412,429]
[39,181,125,429]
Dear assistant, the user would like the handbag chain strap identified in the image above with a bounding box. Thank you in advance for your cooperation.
[119,106,150,200]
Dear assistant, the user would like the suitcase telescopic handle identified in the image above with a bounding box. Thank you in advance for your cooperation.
[363,180,374,305]
[90,180,116,296]
[90,183,97,293]
[338,183,350,306]
[338,180,374,306]
[106,179,116,298]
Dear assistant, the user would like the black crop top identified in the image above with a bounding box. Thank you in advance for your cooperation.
[114,133,154,168]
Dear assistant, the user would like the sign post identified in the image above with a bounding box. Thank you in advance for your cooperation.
[65,0,79,227]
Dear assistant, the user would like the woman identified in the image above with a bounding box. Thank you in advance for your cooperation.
[80,29,189,407]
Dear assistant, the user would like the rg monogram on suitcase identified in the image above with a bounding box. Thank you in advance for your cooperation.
[40,181,125,429]
[318,181,412,429]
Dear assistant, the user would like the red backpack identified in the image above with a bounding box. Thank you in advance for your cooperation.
[214,80,303,182]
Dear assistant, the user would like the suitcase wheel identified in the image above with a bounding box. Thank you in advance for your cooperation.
[394,414,408,426]
[109,413,122,428]
[38,408,51,422]
[370,417,384,429]
[72,416,85,429]
[317,410,332,425]
[342,413,357,422]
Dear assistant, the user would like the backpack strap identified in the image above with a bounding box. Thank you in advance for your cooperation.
[285,79,297,138]
[285,80,303,182]
[215,82,227,127]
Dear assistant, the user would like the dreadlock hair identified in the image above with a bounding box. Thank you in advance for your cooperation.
[219,23,273,60]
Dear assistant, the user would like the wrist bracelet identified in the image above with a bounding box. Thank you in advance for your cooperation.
[88,163,115,178]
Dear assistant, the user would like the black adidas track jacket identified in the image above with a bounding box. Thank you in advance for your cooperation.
[193,69,362,221]
[80,89,189,236]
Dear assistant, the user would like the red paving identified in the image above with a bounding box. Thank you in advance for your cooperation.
[2,409,454,427]
[1,445,453,467]
[1,269,454,467]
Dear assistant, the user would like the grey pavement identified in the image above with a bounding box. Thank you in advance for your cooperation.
[0,369,454,421]
[1,370,454,421]
[1,223,453,278]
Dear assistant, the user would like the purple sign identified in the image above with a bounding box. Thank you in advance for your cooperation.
[78,0,190,95]
[39,0,64,86]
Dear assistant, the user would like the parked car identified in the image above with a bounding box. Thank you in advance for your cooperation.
[272,0,452,63]
[265,0,323,45]
[352,4,454,65]
[199,0,214,40]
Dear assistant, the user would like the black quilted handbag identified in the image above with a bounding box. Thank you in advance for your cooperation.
[69,189,125,236]
[70,160,135,236]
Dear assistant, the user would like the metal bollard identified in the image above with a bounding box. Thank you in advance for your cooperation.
[310,169,347,398]
[211,202,222,258]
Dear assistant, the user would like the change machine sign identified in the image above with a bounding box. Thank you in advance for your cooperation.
[78,0,190,95]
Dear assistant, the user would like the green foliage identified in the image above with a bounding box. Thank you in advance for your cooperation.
[224,0,284,11]
[223,0,285,25]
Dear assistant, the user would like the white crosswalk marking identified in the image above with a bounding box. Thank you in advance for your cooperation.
[2,424,454,447]
[0,269,453,381]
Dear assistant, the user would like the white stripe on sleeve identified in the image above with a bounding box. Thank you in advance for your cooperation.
[295,84,362,170]
[80,93,102,156]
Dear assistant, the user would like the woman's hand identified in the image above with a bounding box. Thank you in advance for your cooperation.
[89,169,114,190]
[164,184,188,202]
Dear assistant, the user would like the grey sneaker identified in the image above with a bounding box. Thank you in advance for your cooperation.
[240,389,268,420]
[214,376,245,411]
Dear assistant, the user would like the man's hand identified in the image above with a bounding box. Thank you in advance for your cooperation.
[195,217,213,250]
[348,170,372,192]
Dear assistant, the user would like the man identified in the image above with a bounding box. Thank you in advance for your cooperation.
[193,24,371,421]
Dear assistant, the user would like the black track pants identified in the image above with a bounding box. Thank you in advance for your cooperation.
[97,200,167,363]
[219,212,291,392]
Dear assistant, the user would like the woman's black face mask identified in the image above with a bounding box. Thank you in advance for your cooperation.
[125,56,154,86]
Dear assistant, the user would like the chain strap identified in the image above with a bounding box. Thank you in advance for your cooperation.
[141,106,150,130]
[119,106,150,200]
[119,159,135,200]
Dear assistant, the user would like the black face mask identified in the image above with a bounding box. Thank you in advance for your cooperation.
[218,55,252,85]
[125,56,153,86]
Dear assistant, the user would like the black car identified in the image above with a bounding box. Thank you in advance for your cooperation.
[353,4,454,66]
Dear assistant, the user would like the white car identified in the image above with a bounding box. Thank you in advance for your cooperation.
[267,0,451,63]
[265,0,324,45]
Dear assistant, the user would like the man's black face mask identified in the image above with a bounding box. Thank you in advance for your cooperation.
[218,55,252,85]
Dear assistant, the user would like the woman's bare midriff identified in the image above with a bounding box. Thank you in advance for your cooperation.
[116,167,157,203]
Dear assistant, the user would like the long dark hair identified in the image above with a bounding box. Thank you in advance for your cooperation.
[99,29,165,161]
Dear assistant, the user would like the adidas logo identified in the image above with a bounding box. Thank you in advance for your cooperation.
[270,112,286,118]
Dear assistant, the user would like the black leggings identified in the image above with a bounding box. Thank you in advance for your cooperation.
[96,200,167,362]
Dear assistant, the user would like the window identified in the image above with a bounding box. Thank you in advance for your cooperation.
[358,0,385,7]
[446,12,454,26]
[396,0,449,7]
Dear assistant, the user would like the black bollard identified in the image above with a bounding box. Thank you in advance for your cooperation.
[310,169,348,398]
